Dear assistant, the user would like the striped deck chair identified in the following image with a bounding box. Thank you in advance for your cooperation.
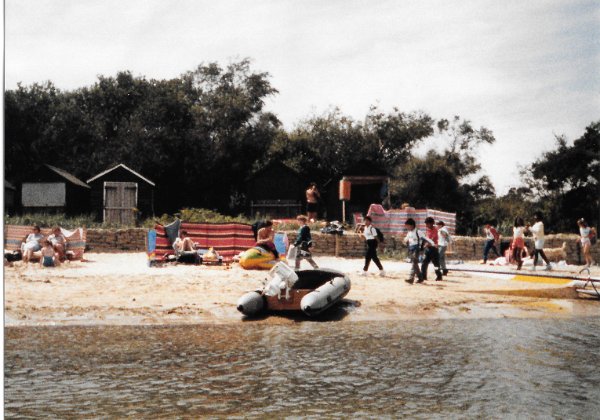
[4,225,87,260]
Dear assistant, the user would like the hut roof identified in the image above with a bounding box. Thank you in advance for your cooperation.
[44,164,91,189]
[4,180,16,190]
[87,163,155,186]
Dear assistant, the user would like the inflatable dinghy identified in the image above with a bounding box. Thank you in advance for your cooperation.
[238,232,288,270]
[237,262,351,317]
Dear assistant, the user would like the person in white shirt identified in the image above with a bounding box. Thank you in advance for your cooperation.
[577,218,595,267]
[360,216,385,276]
[404,218,423,284]
[512,217,526,270]
[436,220,451,276]
[22,225,44,263]
[527,212,551,271]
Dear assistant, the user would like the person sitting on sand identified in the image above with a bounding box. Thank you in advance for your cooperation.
[40,239,60,267]
[48,227,67,261]
[173,230,195,253]
[256,220,278,258]
[22,225,44,263]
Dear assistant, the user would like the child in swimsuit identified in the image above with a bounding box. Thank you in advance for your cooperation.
[40,239,59,267]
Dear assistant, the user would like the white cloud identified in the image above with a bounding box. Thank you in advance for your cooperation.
[5,0,599,193]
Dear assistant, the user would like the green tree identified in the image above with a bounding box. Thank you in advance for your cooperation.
[521,121,600,232]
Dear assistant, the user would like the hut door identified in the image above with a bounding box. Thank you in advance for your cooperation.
[104,182,138,225]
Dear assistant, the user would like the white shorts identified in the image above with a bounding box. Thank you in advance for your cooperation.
[581,238,591,247]
[534,239,544,250]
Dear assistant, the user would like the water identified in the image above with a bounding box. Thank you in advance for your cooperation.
[5,318,600,418]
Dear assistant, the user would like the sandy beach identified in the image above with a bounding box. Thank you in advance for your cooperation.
[4,253,599,326]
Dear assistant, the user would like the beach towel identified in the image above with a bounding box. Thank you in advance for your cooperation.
[4,225,87,260]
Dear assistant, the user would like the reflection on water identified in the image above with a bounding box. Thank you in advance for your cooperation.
[5,318,600,418]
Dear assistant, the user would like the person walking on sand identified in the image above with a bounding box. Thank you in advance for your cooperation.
[421,217,443,281]
[305,182,320,222]
[512,217,526,270]
[294,215,318,269]
[360,216,385,277]
[482,221,501,264]
[527,212,551,271]
[577,218,596,267]
[436,220,451,276]
[404,218,423,284]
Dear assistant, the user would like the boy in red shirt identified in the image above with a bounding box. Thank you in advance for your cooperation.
[421,217,443,281]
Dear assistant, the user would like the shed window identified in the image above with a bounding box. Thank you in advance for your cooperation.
[22,183,66,207]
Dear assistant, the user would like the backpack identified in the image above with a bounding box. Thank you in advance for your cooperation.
[375,227,385,243]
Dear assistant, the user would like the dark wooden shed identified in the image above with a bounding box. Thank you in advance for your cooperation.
[246,162,304,218]
[323,161,390,223]
[20,164,91,215]
[87,164,155,224]
[5,180,17,215]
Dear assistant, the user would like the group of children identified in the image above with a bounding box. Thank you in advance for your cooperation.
[483,213,597,270]
[358,215,452,284]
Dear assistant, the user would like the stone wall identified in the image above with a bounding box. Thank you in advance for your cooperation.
[287,232,595,264]
[85,228,598,265]
[86,228,147,252]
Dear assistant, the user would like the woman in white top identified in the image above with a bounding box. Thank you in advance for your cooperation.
[360,216,385,276]
[22,225,44,263]
[512,217,526,270]
[528,212,551,271]
[577,218,595,267]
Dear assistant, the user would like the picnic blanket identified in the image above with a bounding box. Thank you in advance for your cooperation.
[4,225,87,260]
[152,221,256,263]
[366,204,456,235]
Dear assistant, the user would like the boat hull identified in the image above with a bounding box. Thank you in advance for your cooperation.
[236,268,351,317]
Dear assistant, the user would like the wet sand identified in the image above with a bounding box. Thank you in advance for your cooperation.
[4,253,599,326]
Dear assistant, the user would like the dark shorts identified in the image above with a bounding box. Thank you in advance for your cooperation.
[306,202,318,213]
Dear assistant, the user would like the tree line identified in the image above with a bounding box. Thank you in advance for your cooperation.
[5,59,599,234]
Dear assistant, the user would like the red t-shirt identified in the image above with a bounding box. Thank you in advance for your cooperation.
[426,226,438,246]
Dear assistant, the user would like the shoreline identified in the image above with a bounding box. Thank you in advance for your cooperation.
[4,253,599,327]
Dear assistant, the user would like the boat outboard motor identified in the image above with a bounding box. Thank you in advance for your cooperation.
[264,262,299,299]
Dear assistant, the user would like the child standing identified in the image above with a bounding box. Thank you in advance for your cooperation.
[404,218,423,284]
[436,220,451,276]
[360,216,385,276]
[482,222,500,264]
[528,212,551,271]
[512,217,526,270]
[577,218,595,267]
[40,239,59,267]
[421,217,443,281]
[294,215,318,269]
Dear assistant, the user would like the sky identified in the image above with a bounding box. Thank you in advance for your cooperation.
[5,0,599,194]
